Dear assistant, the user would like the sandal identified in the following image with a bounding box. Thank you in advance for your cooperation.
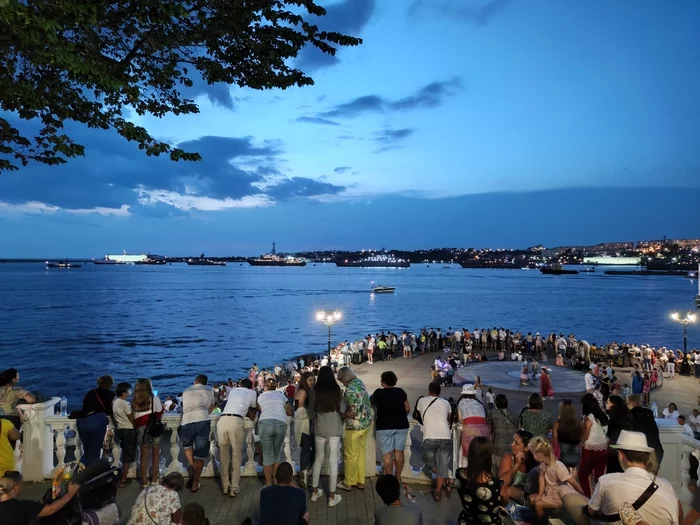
[444,479,454,498]
[402,483,416,503]
[431,489,442,502]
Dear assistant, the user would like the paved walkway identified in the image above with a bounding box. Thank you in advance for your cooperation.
[22,477,463,525]
[20,349,699,525]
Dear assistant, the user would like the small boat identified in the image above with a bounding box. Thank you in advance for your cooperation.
[187,253,226,266]
[686,271,698,279]
[46,260,81,269]
[134,258,166,265]
[93,258,124,265]
[540,265,579,275]
[443,265,451,269]
[580,268,596,273]
[371,285,395,293]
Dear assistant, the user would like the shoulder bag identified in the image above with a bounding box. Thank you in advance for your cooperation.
[584,481,658,522]
[413,397,438,425]
[146,397,165,438]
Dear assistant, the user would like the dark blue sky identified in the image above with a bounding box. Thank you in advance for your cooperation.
[1,0,699,257]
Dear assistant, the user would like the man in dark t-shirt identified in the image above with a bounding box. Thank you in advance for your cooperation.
[0,472,80,525]
[259,463,308,525]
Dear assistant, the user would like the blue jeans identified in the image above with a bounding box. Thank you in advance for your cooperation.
[258,419,287,466]
[76,412,108,467]
[421,438,452,478]
[178,420,211,461]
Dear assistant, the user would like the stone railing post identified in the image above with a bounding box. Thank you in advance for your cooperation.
[243,420,257,476]
[163,414,187,477]
[17,398,60,481]
[365,417,377,477]
[680,435,700,505]
[656,418,684,496]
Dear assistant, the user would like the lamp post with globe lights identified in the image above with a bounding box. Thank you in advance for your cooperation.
[671,311,696,354]
[316,310,342,353]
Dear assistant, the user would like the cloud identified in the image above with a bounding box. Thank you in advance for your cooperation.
[374,128,415,153]
[295,116,341,126]
[334,166,352,174]
[264,177,346,200]
[188,76,235,110]
[409,0,513,26]
[0,115,341,215]
[296,0,376,71]
[317,78,460,119]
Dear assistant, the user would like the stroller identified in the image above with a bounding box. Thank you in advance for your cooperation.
[38,459,121,525]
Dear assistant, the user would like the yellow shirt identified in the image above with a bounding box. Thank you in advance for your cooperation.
[0,419,15,477]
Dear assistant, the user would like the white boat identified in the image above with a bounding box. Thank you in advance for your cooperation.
[371,285,395,293]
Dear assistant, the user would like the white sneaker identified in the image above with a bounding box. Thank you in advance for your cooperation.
[311,488,324,502]
[328,494,342,507]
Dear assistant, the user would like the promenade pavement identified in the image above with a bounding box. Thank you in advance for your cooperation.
[20,349,699,525]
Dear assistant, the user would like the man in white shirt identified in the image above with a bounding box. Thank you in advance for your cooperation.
[587,430,680,524]
[416,382,453,497]
[179,374,216,492]
[679,415,695,438]
[584,364,596,393]
[218,378,257,497]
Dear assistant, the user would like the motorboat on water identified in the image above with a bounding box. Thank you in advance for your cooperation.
[371,284,395,293]
[46,260,81,269]
[540,264,579,275]
[580,267,596,273]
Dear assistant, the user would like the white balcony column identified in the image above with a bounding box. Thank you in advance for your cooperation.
[164,415,186,476]
[364,418,377,477]
[243,421,257,476]
[17,398,60,481]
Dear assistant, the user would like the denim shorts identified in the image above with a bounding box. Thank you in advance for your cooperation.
[136,426,161,447]
[178,420,211,460]
[421,438,452,478]
[258,419,287,466]
[115,428,138,464]
[376,428,409,455]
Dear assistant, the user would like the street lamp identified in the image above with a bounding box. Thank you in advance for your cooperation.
[316,310,342,353]
[670,311,697,353]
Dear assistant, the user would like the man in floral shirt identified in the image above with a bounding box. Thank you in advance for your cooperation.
[336,367,372,491]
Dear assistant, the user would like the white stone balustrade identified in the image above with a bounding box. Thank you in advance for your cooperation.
[15,400,383,483]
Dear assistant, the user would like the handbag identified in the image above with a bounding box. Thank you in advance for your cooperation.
[146,397,165,438]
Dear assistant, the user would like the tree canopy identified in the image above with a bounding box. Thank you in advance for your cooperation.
[0,0,361,172]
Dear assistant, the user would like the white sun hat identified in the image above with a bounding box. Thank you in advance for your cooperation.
[611,430,654,453]
[461,385,476,395]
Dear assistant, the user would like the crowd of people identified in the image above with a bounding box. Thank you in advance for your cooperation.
[2,320,700,525]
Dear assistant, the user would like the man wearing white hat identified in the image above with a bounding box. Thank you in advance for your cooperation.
[586,430,680,524]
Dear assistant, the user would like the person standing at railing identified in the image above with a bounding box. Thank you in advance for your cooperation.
[178,375,215,493]
[0,368,36,431]
[336,366,372,491]
[257,378,293,487]
[0,419,21,477]
[310,366,343,507]
[74,375,115,467]
[218,378,257,498]
[416,381,453,501]
[132,378,164,488]
[294,371,316,489]
[112,382,137,488]
[371,371,410,491]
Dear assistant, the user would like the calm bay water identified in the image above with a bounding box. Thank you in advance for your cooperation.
[0,263,698,401]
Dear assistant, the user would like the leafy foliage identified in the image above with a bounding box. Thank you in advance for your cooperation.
[0,0,361,171]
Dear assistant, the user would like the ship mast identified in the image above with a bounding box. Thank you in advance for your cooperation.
[271,242,276,255]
